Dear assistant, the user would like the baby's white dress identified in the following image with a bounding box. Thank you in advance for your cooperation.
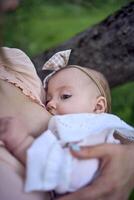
[25,113,134,194]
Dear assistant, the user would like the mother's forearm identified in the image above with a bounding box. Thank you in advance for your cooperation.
[0,160,50,200]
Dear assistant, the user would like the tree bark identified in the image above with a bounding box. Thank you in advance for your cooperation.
[32,2,134,88]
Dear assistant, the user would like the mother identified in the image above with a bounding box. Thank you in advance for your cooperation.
[0,47,51,200]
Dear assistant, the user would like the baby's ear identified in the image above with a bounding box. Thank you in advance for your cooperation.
[94,96,107,113]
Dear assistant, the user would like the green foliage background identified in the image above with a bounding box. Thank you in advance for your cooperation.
[2,0,134,198]
[4,0,133,56]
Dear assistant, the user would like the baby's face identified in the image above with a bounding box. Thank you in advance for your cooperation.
[46,68,99,115]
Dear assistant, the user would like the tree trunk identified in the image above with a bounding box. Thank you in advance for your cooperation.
[32,2,134,88]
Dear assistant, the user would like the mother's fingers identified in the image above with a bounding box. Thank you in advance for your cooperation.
[0,117,10,136]
[0,116,15,141]
[70,143,117,160]
[0,117,13,129]
[0,116,14,128]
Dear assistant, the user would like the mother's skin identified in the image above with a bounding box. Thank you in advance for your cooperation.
[0,79,51,200]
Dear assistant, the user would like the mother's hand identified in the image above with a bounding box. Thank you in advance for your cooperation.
[0,116,27,149]
[58,143,134,200]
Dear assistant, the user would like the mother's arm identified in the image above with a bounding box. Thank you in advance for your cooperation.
[58,143,134,200]
[0,160,50,200]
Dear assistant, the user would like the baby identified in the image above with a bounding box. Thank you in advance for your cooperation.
[24,50,134,194]
[1,49,133,194]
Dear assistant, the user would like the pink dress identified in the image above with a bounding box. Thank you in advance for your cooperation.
[0,47,45,107]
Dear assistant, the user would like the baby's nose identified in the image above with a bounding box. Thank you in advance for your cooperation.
[46,100,57,115]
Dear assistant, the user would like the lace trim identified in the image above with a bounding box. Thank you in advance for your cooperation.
[0,76,45,108]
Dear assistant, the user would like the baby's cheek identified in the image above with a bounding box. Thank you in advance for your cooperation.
[59,107,72,115]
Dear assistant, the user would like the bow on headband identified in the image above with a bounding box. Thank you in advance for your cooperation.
[42,49,71,71]
[42,49,71,88]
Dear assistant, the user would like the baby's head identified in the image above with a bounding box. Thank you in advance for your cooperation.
[45,65,111,115]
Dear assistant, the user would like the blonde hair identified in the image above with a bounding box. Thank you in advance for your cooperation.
[66,65,111,113]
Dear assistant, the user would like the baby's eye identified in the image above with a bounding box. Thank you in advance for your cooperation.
[60,94,72,100]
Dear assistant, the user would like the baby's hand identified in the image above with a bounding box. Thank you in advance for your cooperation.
[0,116,27,152]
